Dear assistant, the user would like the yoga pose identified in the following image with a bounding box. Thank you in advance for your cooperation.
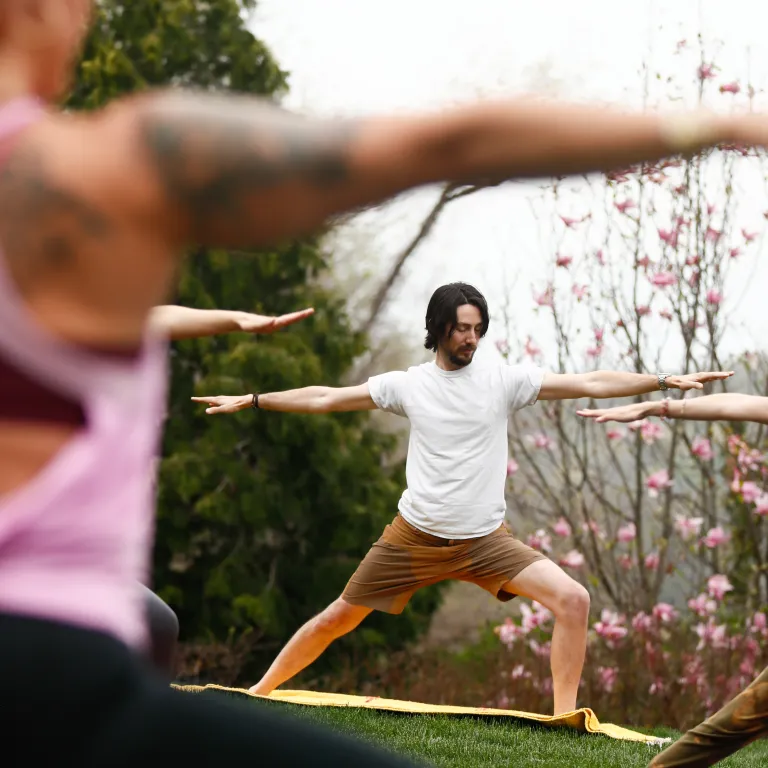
[5,0,768,762]
[141,304,314,678]
[579,394,768,767]
[193,282,733,715]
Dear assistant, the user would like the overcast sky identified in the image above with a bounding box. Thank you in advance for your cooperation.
[251,0,768,368]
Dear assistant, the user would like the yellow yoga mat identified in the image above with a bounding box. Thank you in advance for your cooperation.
[174,684,670,746]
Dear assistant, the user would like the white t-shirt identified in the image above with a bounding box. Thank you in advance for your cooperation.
[368,358,544,539]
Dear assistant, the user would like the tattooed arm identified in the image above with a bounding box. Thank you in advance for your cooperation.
[108,90,764,250]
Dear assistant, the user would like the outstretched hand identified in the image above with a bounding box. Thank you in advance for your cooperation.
[191,394,252,415]
[666,371,734,391]
[577,402,651,424]
[237,307,314,334]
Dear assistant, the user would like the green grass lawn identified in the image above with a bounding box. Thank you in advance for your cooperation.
[202,691,768,768]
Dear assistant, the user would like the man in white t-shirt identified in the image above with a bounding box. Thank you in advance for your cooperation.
[193,282,732,715]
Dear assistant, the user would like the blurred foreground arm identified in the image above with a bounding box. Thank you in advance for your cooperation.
[113,91,760,249]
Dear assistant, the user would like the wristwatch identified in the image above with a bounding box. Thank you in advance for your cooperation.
[251,393,260,409]
[657,373,671,391]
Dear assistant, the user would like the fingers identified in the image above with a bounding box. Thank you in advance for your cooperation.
[276,307,315,327]
[576,409,604,419]
[191,396,220,405]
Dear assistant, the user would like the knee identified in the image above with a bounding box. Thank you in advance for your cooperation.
[555,582,590,623]
[311,599,362,637]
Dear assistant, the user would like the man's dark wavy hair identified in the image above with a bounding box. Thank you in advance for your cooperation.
[424,282,490,352]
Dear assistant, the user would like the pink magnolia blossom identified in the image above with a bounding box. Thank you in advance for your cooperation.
[737,448,764,471]
[641,421,664,445]
[659,308,673,321]
[615,200,635,214]
[695,620,729,651]
[675,216,689,230]
[637,305,651,317]
[653,603,678,623]
[742,229,758,243]
[593,327,604,342]
[495,339,509,355]
[698,63,716,80]
[616,523,636,543]
[691,436,714,461]
[740,481,762,504]
[707,203,717,216]
[646,469,672,498]
[636,255,652,270]
[534,285,554,307]
[552,518,571,537]
[719,81,741,94]
[729,247,742,259]
[597,666,619,693]
[572,284,589,301]
[649,678,667,696]
[528,639,551,658]
[617,554,633,570]
[686,253,701,266]
[495,617,523,647]
[506,459,519,477]
[627,419,647,431]
[688,593,717,617]
[689,270,701,288]
[658,228,679,248]
[528,433,554,450]
[631,612,653,633]
[510,664,530,680]
[730,467,742,493]
[701,526,731,549]
[706,226,722,243]
[556,253,573,268]
[583,520,604,539]
[596,249,606,265]
[644,552,660,571]
[606,427,625,441]
[751,612,767,633]
[593,610,628,645]
[674,515,704,542]
[520,601,553,633]
[706,289,722,306]
[753,495,768,517]
[651,271,678,288]
[560,214,589,228]
[525,337,541,358]
[707,574,734,601]
[559,550,585,569]
[526,529,552,553]
[586,346,602,358]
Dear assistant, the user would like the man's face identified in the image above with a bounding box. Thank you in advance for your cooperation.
[439,304,483,368]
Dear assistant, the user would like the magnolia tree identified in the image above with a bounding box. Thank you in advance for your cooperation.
[490,38,768,719]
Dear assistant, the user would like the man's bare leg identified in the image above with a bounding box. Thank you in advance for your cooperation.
[249,598,372,695]
[502,559,590,716]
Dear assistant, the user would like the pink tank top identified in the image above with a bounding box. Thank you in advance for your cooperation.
[0,98,168,648]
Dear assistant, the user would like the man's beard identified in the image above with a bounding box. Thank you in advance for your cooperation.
[447,348,475,368]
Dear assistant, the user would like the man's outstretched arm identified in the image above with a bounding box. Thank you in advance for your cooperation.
[192,383,377,415]
[149,305,314,340]
[538,370,734,401]
[99,90,767,249]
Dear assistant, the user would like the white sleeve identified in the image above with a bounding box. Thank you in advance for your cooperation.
[368,371,409,417]
[503,363,545,411]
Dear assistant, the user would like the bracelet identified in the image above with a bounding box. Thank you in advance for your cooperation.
[251,393,260,409]
[659,397,670,419]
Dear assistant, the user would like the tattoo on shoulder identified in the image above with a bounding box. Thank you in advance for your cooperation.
[0,144,109,271]
[137,93,359,241]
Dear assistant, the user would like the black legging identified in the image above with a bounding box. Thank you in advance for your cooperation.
[140,583,179,678]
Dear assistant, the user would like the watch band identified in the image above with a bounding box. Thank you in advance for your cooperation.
[251,393,260,409]
[657,373,670,391]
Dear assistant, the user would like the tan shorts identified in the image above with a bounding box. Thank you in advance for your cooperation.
[342,514,547,614]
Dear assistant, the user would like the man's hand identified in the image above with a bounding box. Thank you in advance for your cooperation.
[192,395,252,414]
[577,402,655,424]
[235,307,314,334]
[665,371,734,391]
